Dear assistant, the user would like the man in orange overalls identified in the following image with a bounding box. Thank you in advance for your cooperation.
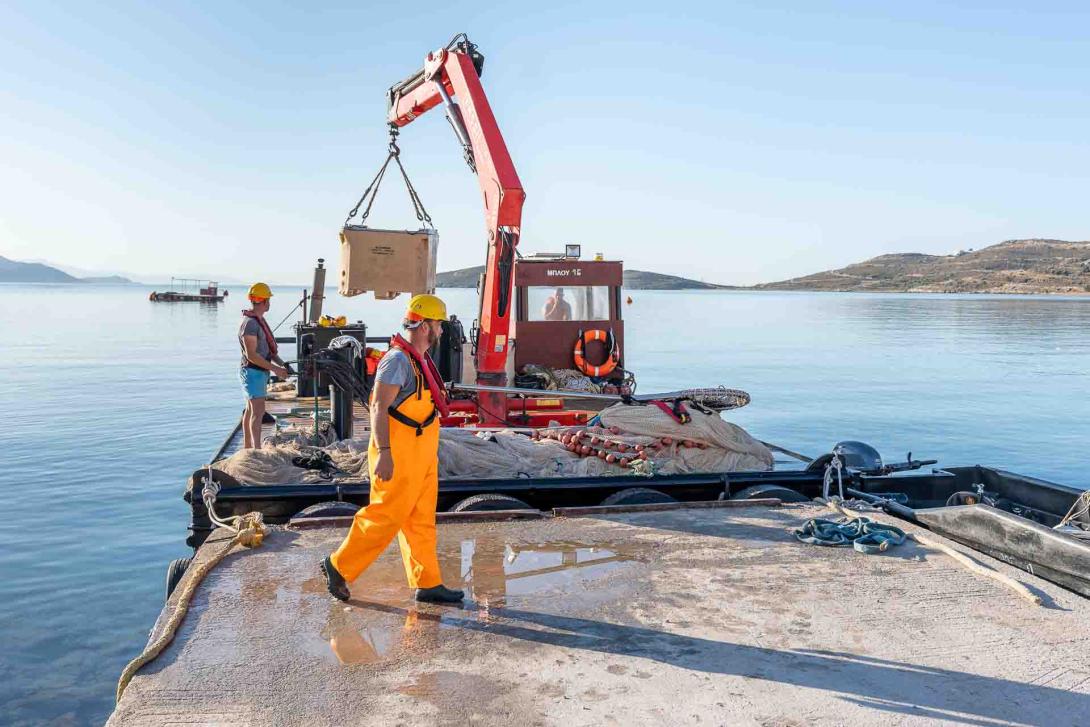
[320,294,464,604]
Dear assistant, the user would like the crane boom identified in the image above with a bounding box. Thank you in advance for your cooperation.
[386,36,526,424]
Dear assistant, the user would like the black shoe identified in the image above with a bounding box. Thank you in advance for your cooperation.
[414,584,465,604]
[321,556,350,602]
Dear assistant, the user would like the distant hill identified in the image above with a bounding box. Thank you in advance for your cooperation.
[0,256,138,284]
[623,270,729,290]
[435,266,484,288]
[755,239,1090,294]
[81,275,139,285]
[435,265,726,290]
[0,256,79,283]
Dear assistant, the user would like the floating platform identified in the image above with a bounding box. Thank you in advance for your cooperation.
[149,280,227,303]
[149,291,225,303]
[110,503,1090,725]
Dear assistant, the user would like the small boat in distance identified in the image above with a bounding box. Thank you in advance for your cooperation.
[149,278,227,303]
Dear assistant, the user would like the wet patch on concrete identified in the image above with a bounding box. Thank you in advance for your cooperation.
[451,535,650,608]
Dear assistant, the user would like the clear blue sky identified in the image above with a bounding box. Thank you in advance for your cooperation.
[1,1,1087,284]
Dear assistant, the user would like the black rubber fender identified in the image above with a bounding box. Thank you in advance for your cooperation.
[293,501,361,519]
[166,556,193,600]
[731,484,810,503]
[805,453,837,473]
[450,494,533,512]
[600,487,676,506]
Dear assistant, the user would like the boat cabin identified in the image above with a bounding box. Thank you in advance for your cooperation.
[513,247,624,380]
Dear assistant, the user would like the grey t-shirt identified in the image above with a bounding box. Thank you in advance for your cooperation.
[375,349,419,409]
[239,317,271,368]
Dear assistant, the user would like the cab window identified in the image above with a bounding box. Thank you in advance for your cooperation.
[527,285,610,322]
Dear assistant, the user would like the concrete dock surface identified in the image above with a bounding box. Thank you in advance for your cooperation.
[109,504,1090,726]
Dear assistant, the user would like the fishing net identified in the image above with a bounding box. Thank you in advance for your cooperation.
[515,365,603,393]
[658,386,751,412]
[214,402,772,486]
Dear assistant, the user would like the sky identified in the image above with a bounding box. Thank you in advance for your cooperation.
[1,1,1087,285]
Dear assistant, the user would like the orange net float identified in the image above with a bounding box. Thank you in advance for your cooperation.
[572,329,620,378]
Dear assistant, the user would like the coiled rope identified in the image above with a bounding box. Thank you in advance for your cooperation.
[794,516,907,554]
[115,467,268,704]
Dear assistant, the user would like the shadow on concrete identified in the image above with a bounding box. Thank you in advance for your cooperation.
[1020,581,1072,611]
[352,599,1085,726]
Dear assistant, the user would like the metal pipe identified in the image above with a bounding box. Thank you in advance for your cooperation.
[761,441,813,463]
[309,258,326,323]
[451,381,623,403]
[434,80,472,150]
[451,381,721,405]
[331,382,353,440]
[845,487,920,523]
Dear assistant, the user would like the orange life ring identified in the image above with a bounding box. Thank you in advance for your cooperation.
[573,329,620,377]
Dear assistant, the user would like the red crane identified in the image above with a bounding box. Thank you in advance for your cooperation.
[386,34,525,425]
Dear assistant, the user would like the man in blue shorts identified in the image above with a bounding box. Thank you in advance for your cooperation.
[239,282,289,449]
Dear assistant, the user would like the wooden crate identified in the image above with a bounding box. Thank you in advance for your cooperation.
[339,226,437,300]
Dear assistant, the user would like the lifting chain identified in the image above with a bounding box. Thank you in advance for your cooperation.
[345,126,434,228]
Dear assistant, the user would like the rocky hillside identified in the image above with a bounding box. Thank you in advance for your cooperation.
[0,256,79,283]
[0,256,138,284]
[622,270,728,290]
[756,239,1090,294]
[435,266,484,288]
[435,265,725,290]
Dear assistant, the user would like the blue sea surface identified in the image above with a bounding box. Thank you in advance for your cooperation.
[0,283,1088,725]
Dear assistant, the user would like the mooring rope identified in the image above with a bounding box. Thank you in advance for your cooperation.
[821,454,845,501]
[115,469,268,704]
[1054,490,1090,532]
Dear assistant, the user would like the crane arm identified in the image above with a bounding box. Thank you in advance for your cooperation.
[386,36,526,424]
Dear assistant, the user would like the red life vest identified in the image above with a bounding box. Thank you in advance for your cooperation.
[389,334,450,418]
[241,310,278,358]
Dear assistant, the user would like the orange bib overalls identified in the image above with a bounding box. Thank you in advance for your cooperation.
[330,353,442,589]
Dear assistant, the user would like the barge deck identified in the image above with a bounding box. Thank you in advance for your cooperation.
[110,503,1090,726]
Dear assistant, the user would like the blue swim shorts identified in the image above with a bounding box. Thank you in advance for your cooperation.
[239,366,269,400]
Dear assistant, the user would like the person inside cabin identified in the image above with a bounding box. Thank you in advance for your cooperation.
[542,287,572,321]
[320,294,464,605]
[239,282,290,449]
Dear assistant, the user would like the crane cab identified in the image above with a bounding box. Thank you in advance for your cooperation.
[511,248,625,384]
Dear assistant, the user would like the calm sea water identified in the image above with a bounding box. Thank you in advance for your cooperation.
[1,283,1088,724]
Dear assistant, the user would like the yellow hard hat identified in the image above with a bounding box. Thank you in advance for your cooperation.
[405,293,447,321]
[248,282,273,300]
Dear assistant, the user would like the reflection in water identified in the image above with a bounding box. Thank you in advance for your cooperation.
[319,538,645,666]
[325,606,404,665]
[458,539,643,608]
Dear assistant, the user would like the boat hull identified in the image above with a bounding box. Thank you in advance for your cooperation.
[915,504,1090,598]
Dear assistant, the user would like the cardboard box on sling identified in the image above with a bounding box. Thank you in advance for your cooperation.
[339,226,438,300]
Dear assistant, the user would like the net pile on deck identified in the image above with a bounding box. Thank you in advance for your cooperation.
[213,403,773,486]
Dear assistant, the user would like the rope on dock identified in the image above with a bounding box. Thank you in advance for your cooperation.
[822,498,1042,606]
[115,470,269,704]
[794,516,906,554]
